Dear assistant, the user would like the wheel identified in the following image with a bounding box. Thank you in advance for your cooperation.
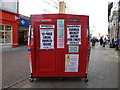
[29,78,34,82]
[84,78,88,83]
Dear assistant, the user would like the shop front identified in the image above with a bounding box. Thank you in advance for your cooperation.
[18,16,30,45]
[0,10,19,48]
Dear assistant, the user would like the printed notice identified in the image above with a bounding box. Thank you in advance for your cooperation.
[67,25,81,45]
[69,46,79,53]
[40,29,54,49]
[65,54,79,72]
[57,19,64,48]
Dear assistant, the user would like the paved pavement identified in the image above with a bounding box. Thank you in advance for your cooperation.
[2,45,30,88]
[2,44,119,88]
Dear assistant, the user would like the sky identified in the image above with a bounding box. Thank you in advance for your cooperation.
[19,0,118,37]
[65,0,109,36]
[63,0,118,37]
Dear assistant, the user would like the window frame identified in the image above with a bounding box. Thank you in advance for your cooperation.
[0,24,12,45]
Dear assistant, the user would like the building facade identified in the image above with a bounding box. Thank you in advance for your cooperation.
[118,1,120,48]
[59,1,66,13]
[19,0,59,16]
[59,1,74,14]
[0,0,19,48]
[109,11,118,41]
[108,1,120,48]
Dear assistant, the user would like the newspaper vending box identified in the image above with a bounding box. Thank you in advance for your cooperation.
[28,14,90,82]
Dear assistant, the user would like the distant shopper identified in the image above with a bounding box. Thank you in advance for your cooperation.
[99,37,103,46]
[110,38,115,48]
[112,38,114,43]
[115,37,119,50]
[103,37,107,47]
[91,37,96,46]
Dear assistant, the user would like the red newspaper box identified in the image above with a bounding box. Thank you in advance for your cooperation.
[28,14,90,82]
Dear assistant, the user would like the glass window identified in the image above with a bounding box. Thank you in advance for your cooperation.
[0,24,4,31]
[5,32,11,43]
[0,25,12,44]
[2,32,4,43]
[0,32,3,43]
[5,25,12,31]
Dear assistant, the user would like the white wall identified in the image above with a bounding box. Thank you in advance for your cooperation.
[19,0,59,17]
[0,0,18,13]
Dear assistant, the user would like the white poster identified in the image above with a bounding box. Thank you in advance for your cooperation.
[65,54,79,72]
[40,29,54,49]
[57,19,64,48]
[67,25,81,45]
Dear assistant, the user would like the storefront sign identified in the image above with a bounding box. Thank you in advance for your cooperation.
[65,54,79,72]
[19,17,30,27]
[69,46,79,53]
[40,29,54,49]
[40,25,54,28]
[67,25,81,45]
[57,19,64,48]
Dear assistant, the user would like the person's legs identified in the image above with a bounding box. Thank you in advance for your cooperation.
[100,42,102,46]
[92,42,95,46]
[116,45,118,50]
[94,42,96,46]
[103,42,105,47]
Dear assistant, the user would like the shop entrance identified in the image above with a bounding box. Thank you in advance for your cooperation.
[18,30,28,45]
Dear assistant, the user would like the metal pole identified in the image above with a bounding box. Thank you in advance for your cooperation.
[17,0,19,14]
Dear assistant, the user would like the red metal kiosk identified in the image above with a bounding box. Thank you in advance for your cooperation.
[28,14,90,82]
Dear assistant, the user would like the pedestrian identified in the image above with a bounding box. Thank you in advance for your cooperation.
[112,38,114,43]
[115,37,119,50]
[91,37,96,46]
[103,37,107,47]
[99,37,103,46]
[110,38,115,48]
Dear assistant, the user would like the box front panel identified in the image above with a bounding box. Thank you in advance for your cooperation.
[31,14,90,77]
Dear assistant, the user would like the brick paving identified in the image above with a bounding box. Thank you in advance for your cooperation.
[2,44,119,88]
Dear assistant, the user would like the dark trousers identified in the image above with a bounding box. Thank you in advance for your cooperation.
[100,42,103,46]
[115,45,119,50]
[92,42,95,46]
[103,42,106,47]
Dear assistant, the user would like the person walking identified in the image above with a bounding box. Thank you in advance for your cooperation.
[103,37,107,47]
[99,37,103,46]
[115,37,119,50]
[110,38,115,48]
[91,37,96,46]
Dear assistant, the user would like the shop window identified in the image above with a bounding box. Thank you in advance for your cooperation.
[0,24,12,44]
[0,32,3,43]
[5,32,12,43]
[5,25,12,31]
[0,25,4,31]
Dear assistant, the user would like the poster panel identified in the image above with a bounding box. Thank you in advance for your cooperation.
[40,29,54,49]
[65,54,79,72]
[57,19,64,48]
[69,46,79,53]
[67,25,81,45]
